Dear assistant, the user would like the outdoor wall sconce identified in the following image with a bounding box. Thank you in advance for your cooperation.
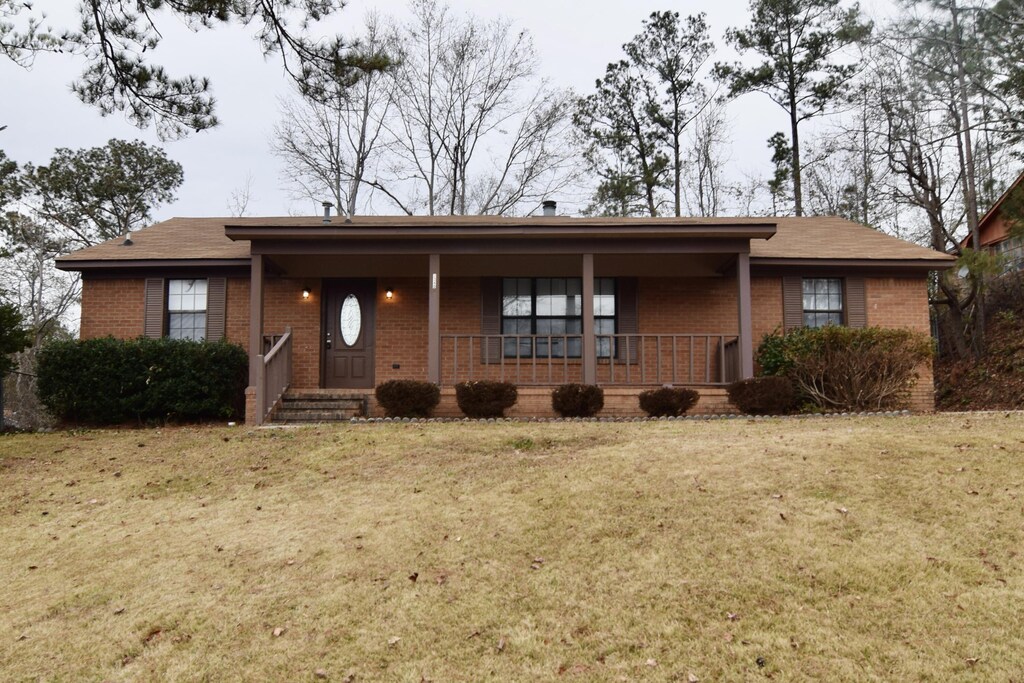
[385,288,395,301]
[302,287,311,300]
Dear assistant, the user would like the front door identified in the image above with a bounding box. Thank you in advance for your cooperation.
[323,279,376,389]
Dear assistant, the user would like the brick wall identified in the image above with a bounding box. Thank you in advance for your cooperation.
[79,271,937,414]
[866,276,934,412]
[225,277,250,350]
[263,278,321,389]
[80,278,146,339]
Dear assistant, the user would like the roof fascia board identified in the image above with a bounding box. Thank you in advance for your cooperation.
[224,224,777,242]
[249,237,754,256]
[56,258,251,272]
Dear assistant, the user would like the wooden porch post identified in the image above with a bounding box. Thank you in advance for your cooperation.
[736,251,754,379]
[427,253,441,384]
[582,253,596,384]
[248,253,265,387]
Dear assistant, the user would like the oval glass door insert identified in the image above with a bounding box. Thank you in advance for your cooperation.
[340,294,361,346]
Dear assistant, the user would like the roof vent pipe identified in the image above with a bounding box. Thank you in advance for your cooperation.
[322,201,333,224]
[542,199,557,217]
[121,231,133,246]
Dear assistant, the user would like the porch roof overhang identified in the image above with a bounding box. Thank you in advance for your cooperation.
[225,221,778,261]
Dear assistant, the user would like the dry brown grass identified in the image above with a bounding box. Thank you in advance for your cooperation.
[2,415,1024,681]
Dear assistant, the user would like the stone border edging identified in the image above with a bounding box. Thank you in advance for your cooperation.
[282,409,917,425]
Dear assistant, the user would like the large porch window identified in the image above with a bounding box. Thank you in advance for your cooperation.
[501,277,616,358]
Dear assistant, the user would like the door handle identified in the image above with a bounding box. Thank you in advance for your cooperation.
[325,331,332,350]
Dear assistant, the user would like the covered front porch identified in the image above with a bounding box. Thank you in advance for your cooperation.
[228,218,772,424]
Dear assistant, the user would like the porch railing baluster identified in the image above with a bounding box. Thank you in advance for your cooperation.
[719,335,726,384]
[656,336,662,384]
[704,336,710,384]
[672,336,678,384]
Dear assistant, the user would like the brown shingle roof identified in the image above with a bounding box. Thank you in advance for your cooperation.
[57,216,251,263]
[751,216,953,262]
[56,214,953,266]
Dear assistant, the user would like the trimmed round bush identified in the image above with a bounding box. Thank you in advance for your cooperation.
[455,380,518,418]
[726,376,797,415]
[638,387,700,417]
[374,380,441,418]
[551,383,604,418]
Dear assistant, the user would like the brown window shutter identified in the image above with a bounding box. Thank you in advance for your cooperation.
[144,277,165,338]
[616,277,639,362]
[845,276,866,328]
[205,276,227,341]
[782,276,804,331]
[480,277,501,363]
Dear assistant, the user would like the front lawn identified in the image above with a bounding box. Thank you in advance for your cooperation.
[2,415,1023,681]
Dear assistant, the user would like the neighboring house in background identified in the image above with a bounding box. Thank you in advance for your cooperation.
[962,172,1024,271]
[56,208,954,424]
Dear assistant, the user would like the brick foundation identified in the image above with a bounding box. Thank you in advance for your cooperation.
[362,386,734,419]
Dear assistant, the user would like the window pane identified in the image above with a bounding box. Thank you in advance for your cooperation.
[536,278,557,316]
[168,312,206,340]
[502,318,531,335]
[566,337,582,358]
[502,277,532,316]
[168,279,207,312]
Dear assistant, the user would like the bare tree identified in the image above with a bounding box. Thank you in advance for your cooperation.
[384,0,577,215]
[682,100,730,216]
[272,14,398,217]
[227,173,255,217]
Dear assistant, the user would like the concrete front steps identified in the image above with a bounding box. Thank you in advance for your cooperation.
[271,391,368,423]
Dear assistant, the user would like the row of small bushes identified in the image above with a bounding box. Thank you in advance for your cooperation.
[374,380,702,419]
[36,337,248,424]
[376,327,932,418]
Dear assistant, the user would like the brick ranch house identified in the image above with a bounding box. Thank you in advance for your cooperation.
[56,212,954,424]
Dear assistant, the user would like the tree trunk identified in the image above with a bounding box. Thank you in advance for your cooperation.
[950,0,984,354]
[789,90,803,217]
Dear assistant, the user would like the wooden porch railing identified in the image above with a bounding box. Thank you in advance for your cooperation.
[256,327,292,424]
[441,333,740,387]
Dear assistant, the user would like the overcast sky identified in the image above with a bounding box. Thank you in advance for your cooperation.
[0,0,895,221]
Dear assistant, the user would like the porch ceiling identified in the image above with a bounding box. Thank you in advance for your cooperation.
[267,252,736,278]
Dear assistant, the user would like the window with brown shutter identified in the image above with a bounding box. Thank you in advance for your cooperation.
[781,276,867,330]
[145,275,228,341]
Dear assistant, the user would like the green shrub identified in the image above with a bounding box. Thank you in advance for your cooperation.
[455,380,518,418]
[755,326,933,412]
[551,383,604,418]
[755,326,793,376]
[638,386,700,417]
[374,380,440,418]
[36,337,248,424]
[726,376,797,415]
